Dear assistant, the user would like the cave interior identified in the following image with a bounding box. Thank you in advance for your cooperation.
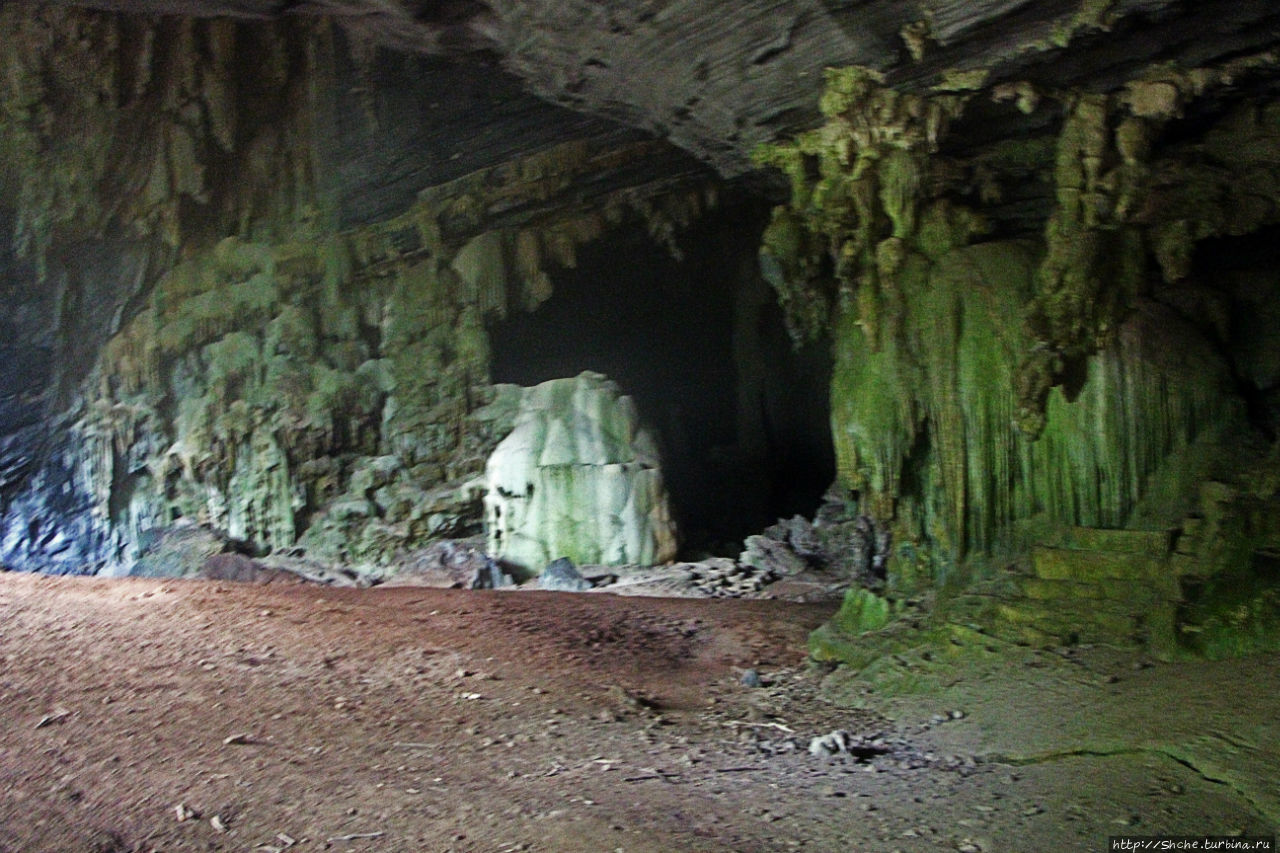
[1,1,1280,844]
[0,0,1276,653]
[2,1,1280,845]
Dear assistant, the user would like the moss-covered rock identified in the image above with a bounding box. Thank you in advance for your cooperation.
[761,65,1272,591]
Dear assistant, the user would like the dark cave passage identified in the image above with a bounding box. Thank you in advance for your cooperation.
[1190,225,1280,438]
[487,207,835,554]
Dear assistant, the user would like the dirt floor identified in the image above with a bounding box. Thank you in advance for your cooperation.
[1,573,1277,852]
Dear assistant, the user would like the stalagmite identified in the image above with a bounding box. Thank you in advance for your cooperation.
[484,372,678,574]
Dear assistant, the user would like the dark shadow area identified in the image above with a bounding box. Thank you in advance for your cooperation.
[488,204,834,554]
[1190,226,1280,438]
[323,31,652,228]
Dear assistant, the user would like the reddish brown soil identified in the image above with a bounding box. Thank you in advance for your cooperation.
[1,574,1275,853]
[0,575,842,852]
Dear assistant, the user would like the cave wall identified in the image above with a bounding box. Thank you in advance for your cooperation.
[0,5,720,576]
[758,63,1280,592]
[2,0,1279,637]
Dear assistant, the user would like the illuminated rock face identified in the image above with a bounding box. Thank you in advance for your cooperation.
[484,372,678,574]
[0,0,1277,618]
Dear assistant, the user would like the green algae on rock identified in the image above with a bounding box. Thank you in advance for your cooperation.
[753,66,971,346]
[759,63,1277,611]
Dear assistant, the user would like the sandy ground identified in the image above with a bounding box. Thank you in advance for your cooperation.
[1,573,1276,852]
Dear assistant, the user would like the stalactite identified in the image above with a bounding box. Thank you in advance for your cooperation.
[753,66,971,346]
[10,6,728,575]
[761,61,1278,589]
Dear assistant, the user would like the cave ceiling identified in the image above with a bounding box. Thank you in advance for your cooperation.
[29,0,1280,186]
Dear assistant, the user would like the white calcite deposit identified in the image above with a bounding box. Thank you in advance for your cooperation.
[484,372,678,574]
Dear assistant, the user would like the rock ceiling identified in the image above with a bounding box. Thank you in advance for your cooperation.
[32,0,1280,179]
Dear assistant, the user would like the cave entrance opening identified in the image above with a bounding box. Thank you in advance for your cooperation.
[487,205,834,557]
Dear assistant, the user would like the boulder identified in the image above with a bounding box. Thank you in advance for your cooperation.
[129,524,234,579]
[127,524,306,583]
[739,534,807,577]
[484,371,678,574]
[388,539,510,589]
[539,557,592,592]
[200,553,300,584]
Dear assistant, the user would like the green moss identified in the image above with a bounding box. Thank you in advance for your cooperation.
[834,587,899,634]
[1180,561,1280,659]
[203,331,261,386]
[761,63,1279,623]
[899,20,931,63]
[932,68,990,93]
[991,82,1043,116]
[753,66,972,346]
[1047,0,1116,49]
[1016,94,1156,437]
[826,229,1244,601]
[817,66,885,119]
[765,59,1280,668]
[829,294,918,515]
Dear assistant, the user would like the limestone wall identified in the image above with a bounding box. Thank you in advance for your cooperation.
[484,372,678,574]
[0,6,716,576]
[758,64,1280,589]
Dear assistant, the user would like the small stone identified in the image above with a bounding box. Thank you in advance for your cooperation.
[808,731,848,756]
[740,669,762,688]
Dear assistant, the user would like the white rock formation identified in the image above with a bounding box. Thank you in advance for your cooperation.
[484,371,678,574]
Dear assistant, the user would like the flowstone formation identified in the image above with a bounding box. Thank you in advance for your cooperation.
[72,155,710,581]
[759,57,1280,658]
[86,230,502,578]
[484,372,678,575]
[0,6,718,578]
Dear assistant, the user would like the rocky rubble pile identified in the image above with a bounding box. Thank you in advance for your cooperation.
[119,479,896,605]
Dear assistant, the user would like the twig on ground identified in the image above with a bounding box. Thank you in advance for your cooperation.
[327,831,386,842]
[35,710,71,729]
[723,720,795,733]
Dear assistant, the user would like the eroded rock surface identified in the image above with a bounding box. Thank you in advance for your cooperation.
[484,372,678,574]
